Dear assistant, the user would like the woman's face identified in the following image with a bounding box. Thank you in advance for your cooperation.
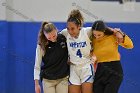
[67,22,81,38]
[93,30,105,39]
[44,29,57,42]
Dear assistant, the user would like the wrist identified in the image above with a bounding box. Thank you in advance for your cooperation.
[116,30,125,35]
[35,79,39,85]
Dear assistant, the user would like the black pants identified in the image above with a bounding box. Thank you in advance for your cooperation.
[93,61,123,93]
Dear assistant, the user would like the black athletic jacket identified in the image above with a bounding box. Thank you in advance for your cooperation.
[41,34,69,80]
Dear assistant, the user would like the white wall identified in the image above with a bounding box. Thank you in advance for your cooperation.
[0,0,140,22]
[0,0,6,20]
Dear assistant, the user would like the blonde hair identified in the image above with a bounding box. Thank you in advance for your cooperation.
[37,22,57,52]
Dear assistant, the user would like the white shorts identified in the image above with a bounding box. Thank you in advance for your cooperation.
[69,63,94,85]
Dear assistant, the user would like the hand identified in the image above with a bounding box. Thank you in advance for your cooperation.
[91,56,97,72]
[110,28,124,44]
[35,84,41,93]
[91,56,97,64]
[67,59,72,65]
[114,28,125,44]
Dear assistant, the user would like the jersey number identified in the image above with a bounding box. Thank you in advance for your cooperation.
[76,49,82,58]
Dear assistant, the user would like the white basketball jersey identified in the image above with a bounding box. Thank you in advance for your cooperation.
[67,28,92,64]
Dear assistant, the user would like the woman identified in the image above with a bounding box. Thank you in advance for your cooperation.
[92,20,134,93]
[34,22,69,93]
[61,9,95,93]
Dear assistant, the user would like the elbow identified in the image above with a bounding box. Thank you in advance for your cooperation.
[123,43,134,49]
[124,39,134,49]
[129,41,134,49]
[130,44,134,49]
[127,43,134,49]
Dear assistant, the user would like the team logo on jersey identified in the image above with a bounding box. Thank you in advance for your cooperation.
[60,42,66,48]
[48,47,51,48]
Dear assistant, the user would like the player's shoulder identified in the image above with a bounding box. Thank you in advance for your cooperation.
[80,27,92,36]
[61,28,67,32]
[82,27,92,31]
[59,28,68,37]
[81,27,91,34]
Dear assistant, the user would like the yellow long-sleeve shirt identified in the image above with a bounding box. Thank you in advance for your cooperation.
[92,35,133,63]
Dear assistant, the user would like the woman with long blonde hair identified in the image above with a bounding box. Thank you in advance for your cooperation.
[34,22,69,93]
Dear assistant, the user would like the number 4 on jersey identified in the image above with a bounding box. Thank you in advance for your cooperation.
[76,49,82,58]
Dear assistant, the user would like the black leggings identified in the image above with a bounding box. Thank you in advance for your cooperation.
[93,61,123,93]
